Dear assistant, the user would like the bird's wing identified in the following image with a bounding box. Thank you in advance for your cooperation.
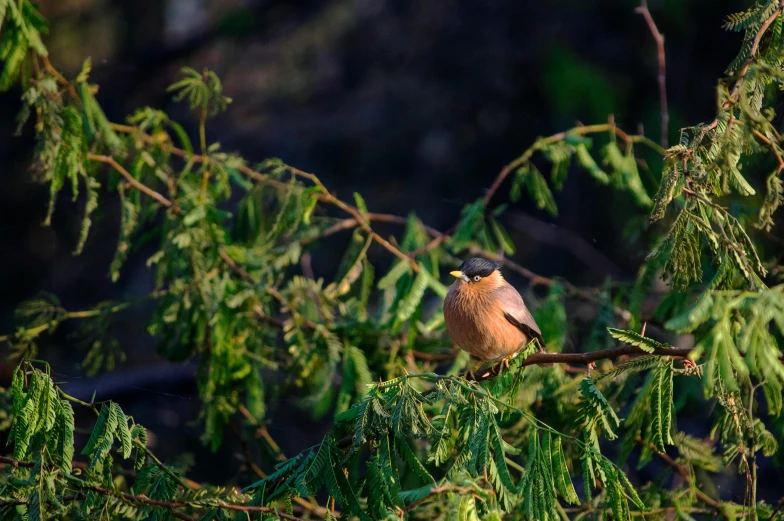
[494,284,546,349]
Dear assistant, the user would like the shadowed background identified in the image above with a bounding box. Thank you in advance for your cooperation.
[3,0,773,500]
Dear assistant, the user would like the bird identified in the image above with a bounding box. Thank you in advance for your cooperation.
[443,257,545,376]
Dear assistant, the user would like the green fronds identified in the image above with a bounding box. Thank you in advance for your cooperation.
[4,4,784,521]
[607,327,670,353]
[167,67,232,116]
[578,377,620,440]
[0,0,48,91]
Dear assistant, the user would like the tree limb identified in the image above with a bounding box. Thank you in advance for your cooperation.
[636,0,669,148]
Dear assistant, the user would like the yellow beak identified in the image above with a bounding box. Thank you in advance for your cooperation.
[450,270,463,279]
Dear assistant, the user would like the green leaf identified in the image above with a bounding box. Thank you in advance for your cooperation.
[398,437,434,485]
[525,163,558,216]
[451,199,485,248]
[396,268,429,323]
[489,217,515,255]
[575,143,610,184]
[353,192,369,217]
[378,261,411,290]
[552,436,579,504]
[607,327,669,353]
[651,363,674,452]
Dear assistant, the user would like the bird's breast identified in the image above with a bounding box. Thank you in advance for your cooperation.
[444,287,527,361]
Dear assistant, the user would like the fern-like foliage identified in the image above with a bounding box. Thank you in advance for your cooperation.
[2,1,784,520]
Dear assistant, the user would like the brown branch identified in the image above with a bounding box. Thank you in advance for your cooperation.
[482,121,664,207]
[0,455,33,468]
[109,122,421,270]
[649,441,724,512]
[0,454,309,521]
[706,4,784,131]
[105,119,636,320]
[230,421,329,517]
[302,213,442,246]
[42,56,79,102]
[467,344,691,383]
[767,497,784,521]
[290,166,420,271]
[217,248,255,284]
[88,154,174,208]
[336,344,692,450]
[752,129,784,173]
[636,0,668,148]
[408,234,449,258]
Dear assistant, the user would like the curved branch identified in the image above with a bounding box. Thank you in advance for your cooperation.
[465,344,691,382]
[0,454,309,521]
[635,0,668,148]
[88,154,174,208]
[482,121,665,207]
[705,4,784,131]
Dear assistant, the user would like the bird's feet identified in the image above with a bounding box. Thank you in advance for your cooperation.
[464,360,487,381]
[491,353,516,377]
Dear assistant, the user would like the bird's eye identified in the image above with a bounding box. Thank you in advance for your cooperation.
[473,275,481,282]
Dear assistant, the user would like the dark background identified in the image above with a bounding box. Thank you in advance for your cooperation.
[4,0,776,504]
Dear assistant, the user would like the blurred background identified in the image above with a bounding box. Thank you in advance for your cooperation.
[2,0,768,499]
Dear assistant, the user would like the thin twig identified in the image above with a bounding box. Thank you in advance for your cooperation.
[482,121,664,207]
[767,497,784,521]
[752,129,784,173]
[290,166,420,271]
[104,119,638,320]
[706,4,784,131]
[636,0,668,148]
[229,421,328,517]
[42,56,79,101]
[0,454,310,521]
[649,441,724,512]
[88,154,174,208]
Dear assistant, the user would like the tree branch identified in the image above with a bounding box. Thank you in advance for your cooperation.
[482,121,664,207]
[0,454,309,521]
[706,4,784,131]
[636,0,669,148]
[647,440,724,513]
[88,153,174,208]
[465,343,691,383]
[104,119,637,319]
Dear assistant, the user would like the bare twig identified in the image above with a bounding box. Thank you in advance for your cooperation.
[42,56,79,101]
[636,0,669,148]
[0,455,33,468]
[88,154,174,208]
[301,213,441,246]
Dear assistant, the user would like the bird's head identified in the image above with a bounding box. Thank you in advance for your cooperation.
[449,258,504,290]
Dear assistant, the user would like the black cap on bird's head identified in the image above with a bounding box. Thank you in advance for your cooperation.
[450,258,502,283]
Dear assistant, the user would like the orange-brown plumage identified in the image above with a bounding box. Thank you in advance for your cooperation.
[443,258,545,363]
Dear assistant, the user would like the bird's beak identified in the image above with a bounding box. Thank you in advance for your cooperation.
[450,270,469,282]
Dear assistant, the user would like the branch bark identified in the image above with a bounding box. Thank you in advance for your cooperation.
[636,0,668,148]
